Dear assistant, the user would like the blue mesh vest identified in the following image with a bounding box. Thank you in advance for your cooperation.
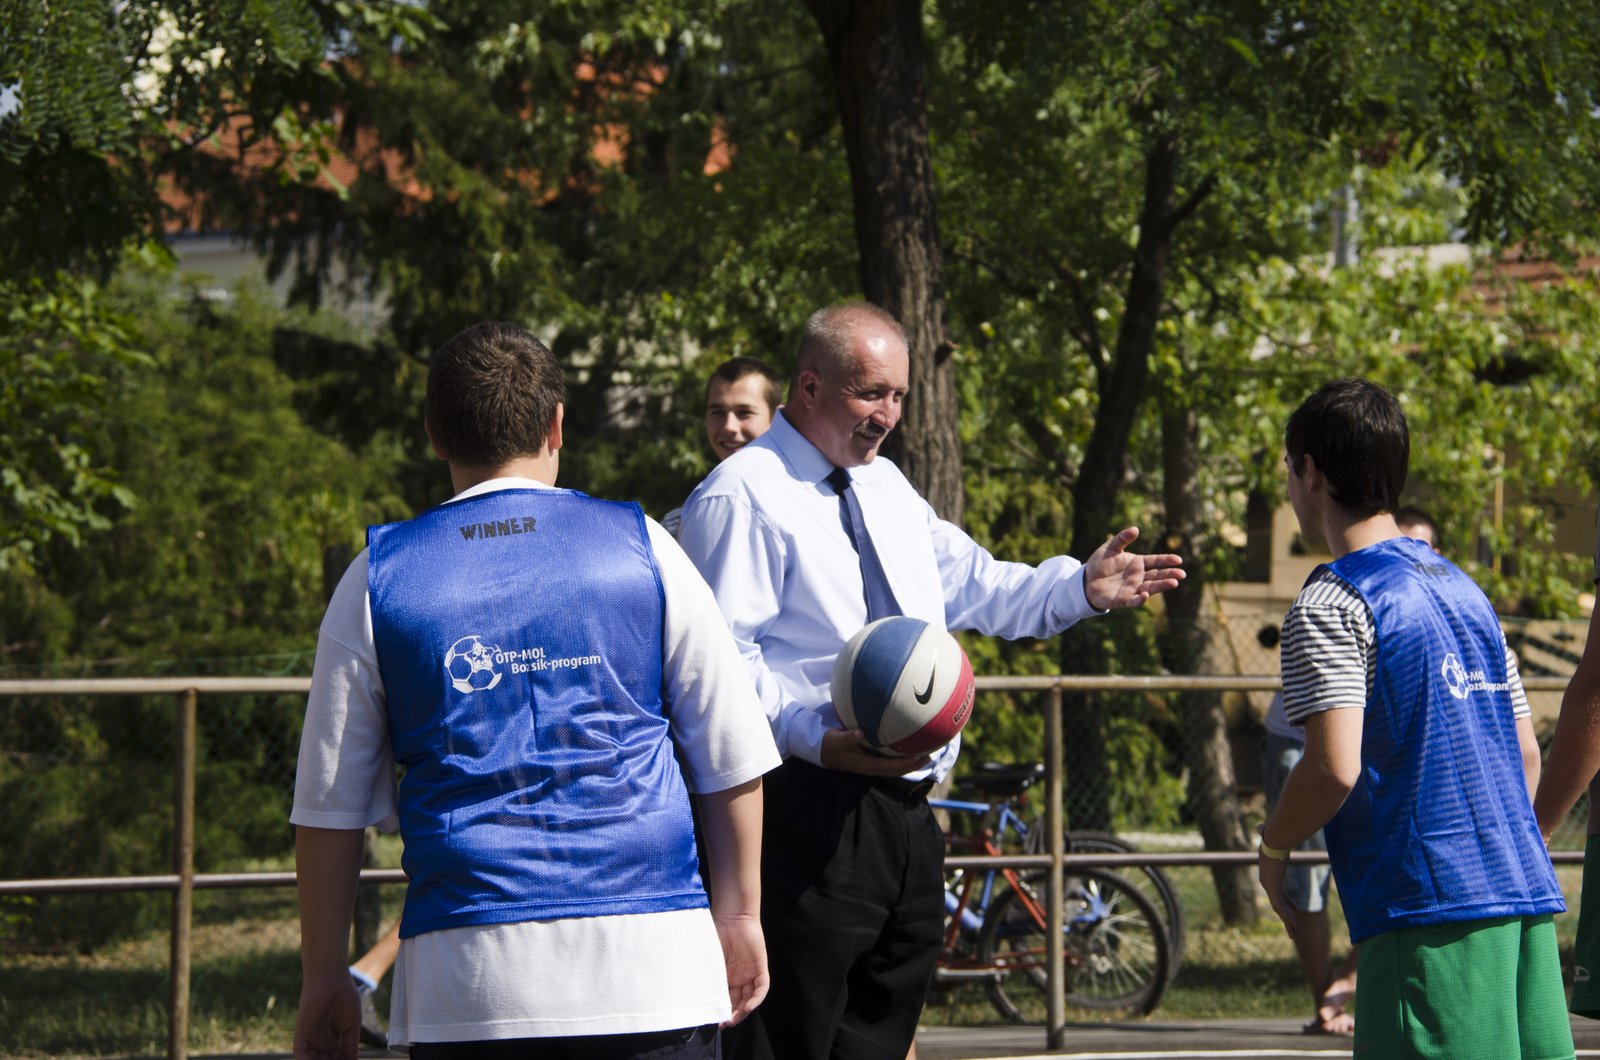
[367,487,706,939]
[1321,537,1562,943]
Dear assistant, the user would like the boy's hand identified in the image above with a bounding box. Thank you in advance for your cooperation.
[714,912,769,1027]
[294,972,361,1060]
[1257,824,1300,938]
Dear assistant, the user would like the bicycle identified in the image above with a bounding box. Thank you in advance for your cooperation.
[931,763,1173,1018]
[949,762,1187,981]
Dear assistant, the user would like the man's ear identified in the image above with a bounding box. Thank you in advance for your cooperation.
[794,369,821,409]
[545,403,565,455]
[424,418,449,462]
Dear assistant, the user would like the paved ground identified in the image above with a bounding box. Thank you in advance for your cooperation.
[911,1016,1600,1058]
[167,1018,1600,1060]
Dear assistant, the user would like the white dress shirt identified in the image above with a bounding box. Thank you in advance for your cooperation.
[678,410,1104,782]
[291,477,781,1044]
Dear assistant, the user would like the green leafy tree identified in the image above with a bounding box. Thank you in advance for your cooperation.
[1,0,339,570]
[0,273,410,949]
[0,275,149,571]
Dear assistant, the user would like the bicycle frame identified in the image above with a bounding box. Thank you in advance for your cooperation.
[933,797,1052,973]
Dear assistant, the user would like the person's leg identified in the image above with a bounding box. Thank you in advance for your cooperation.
[353,921,403,984]
[351,921,404,1047]
[728,762,899,1060]
[830,796,943,1060]
[1318,942,1358,1033]
[1571,834,1600,1019]
[1289,910,1331,1010]
[1266,735,1347,1033]
[1353,917,1524,1059]
[1516,915,1576,1060]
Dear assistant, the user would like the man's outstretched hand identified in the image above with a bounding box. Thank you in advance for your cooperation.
[1083,527,1184,611]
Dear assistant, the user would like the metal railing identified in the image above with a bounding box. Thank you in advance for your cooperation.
[0,673,1578,1056]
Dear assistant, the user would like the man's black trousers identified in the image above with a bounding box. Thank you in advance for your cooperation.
[726,759,945,1060]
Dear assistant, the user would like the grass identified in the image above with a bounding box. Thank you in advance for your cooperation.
[921,860,1589,1027]
[0,846,406,1058]
[0,844,1587,1054]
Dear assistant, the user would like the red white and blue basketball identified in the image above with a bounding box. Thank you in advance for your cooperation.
[831,617,976,756]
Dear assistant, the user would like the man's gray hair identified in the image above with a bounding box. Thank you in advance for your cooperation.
[794,302,908,383]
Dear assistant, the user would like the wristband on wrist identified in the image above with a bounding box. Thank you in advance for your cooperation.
[1259,840,1292,861]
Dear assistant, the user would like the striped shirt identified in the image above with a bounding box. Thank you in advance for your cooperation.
[1280,567,1530,726]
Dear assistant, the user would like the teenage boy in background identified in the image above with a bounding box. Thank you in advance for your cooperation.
[1258,378,1570,1060]
[1395,506,1537,742]
[1260,671,1357,1034]
[662,358,783,537]
[292,322,780,1060]
[1534,509,1600,1019]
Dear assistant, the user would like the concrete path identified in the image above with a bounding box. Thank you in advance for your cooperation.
[913,1015,1600,1059]
[151,1018,1600,1060]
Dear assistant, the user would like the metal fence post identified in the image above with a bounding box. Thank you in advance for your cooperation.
[169,688,197,1060]
[1046,685,1065,1048]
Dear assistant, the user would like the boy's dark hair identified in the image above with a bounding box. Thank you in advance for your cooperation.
[707,356,783,413]
[1285,378,1409,517]
[1394,505,1437,536]
[426,323,566,467]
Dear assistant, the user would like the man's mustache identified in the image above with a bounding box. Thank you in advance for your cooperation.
[854,420,889,441]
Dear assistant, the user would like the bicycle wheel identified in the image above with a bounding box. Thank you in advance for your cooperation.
[1064,831,1186,982]
[977,867,1170,1019]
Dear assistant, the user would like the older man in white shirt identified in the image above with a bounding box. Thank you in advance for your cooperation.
[678,302,1184,1060]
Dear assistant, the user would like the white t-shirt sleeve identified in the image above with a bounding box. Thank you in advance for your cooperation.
[647,518,782,794]
[290,548,399,831]
[1280,571,1373,727]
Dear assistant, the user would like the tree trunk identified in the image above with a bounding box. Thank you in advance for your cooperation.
[804,0,962,522]
[1067,134,1212,559]
[1159,404,1258,925]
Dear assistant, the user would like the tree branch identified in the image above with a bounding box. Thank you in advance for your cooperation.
[1165,172,1219,232]
[1044,252,1107,377]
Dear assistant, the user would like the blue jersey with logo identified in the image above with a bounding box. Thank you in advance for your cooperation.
[367,488,706,939]
[1320,537,1562,942]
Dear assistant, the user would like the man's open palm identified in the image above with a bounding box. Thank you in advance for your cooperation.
[1083,527,1185,611]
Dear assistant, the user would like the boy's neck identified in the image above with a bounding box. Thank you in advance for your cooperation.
[448,452,559,496]
[1318,506,1403,560]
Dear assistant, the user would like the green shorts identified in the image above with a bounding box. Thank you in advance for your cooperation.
[1571,835,1600,1019]
[1353,914,1573,1060]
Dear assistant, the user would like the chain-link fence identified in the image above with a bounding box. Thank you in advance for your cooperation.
[0,628,1591,1055]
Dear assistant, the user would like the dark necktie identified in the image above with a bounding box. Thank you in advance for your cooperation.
[826,467,902,623]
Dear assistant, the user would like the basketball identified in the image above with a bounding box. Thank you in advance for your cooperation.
[831,616,976,756]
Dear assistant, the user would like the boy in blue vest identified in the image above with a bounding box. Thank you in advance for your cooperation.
[1257,378,1571,1059]
[291,322,782,1060]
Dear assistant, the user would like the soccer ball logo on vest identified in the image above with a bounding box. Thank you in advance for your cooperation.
[1441,653,1470,700]
[444,636,503,694]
